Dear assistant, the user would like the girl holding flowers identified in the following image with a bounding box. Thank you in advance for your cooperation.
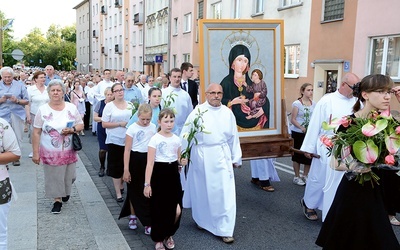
[316,74,400,249]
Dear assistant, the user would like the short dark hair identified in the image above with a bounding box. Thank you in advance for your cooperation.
[180,62,193,72]
[170,68,181,75]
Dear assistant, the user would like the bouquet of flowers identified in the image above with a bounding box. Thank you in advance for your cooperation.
[181,108,210,162]
[320,110,400,185]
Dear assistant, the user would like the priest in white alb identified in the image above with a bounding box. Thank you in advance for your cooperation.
[300,72,359,221]
[180,83,242,244]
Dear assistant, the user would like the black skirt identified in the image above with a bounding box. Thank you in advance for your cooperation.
[316,173,400,249]
[150,161,182,242]
[106,143,124,178]
[291,131,312,165]
[119,151,151,226]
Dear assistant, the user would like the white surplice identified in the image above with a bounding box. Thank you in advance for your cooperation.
[300,91,356,221]
[181,101,242,237]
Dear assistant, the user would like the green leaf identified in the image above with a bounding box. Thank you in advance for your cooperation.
[353,140,379,164]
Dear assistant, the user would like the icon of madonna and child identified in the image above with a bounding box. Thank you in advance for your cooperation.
[220,44,270,130]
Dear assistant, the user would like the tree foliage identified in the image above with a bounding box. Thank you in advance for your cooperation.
[1,11,76,71]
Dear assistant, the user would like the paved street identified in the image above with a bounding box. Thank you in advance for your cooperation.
[7,132,400,249]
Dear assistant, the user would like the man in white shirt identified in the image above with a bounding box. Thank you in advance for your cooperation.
[123,72,143,105]
[141,76,155,103]
[93,69,113,101]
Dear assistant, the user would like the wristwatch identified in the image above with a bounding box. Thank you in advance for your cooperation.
[144,183,150,187]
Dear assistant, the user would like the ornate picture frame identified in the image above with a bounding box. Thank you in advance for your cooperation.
[198,20,292,159]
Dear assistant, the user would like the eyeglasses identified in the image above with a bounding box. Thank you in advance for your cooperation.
[206,91,223,96]
[126,80,135,83]
[113,89,124,93]
[344,82,354,90]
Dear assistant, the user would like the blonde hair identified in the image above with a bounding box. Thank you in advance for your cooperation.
[137,103,152,117]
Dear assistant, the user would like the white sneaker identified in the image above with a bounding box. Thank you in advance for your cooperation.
[302,175,308,184]
[293,177,306,186]
[128,216,137,230]
[28,152,33,158]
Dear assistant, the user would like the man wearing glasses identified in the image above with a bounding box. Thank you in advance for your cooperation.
[123,72,143,105]
[300,72,360,222]
[180,83,241,244]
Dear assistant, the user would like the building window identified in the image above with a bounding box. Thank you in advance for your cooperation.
[173,55,177,68]
[173,18,178,35]
[323,0,344,22]
[281,0,302,8]
[184,13,192,33]
[139,29,143,45]
[233,0,240,19]
[284,44,300,77]
[212,2,222,19]
[369,35,400,80]
[183,53,190,63]
[198,1,204,19]
[133,56,136,70]
[132,31,136,46]
[254,0,264,14]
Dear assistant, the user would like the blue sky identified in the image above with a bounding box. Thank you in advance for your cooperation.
[1,0,81,40]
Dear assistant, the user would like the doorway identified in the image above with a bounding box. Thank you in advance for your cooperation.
[325,70,338,94]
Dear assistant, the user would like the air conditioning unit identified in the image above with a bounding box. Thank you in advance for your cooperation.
[134,13,143,25]
[101,46,108,56]
[93,30,98,38]
[101,5,107,15]
[114,44,122,54]
[115,0,122,8]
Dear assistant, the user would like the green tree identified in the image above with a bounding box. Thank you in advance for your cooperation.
[0,11,19,67]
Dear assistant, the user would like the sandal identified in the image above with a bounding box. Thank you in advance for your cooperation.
[163,236,175,249]
[301,198,318,221]
[390,216,400,226]
[261,186,275,192]
[155,242,165,250]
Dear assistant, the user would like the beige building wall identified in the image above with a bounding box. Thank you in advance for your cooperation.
[74,0,91,73]
[128,0,144,74]
[307,0,358,102]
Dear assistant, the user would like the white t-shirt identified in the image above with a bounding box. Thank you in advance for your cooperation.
[27,85,49,115]
[126,122,157,152]
[102,101,132,146]
[148,133,181,163]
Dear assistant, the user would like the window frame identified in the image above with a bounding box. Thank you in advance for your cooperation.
[322,0,345,23]
[284,44,300,78]
[254,0,264,15]
[368,35,400,81]
[211,2,222,19]
[183,13,192,33]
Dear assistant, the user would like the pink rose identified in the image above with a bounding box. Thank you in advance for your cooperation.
[385,154,395,166]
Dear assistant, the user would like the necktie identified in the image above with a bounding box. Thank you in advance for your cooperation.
[182,82,187,91]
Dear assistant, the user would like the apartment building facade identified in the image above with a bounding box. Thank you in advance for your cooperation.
[74,0,91,73]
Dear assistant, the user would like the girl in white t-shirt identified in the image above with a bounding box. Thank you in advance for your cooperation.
[144,108,187,250]
[120,104,156,235]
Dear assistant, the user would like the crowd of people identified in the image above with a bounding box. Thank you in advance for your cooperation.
[2,62,400,249]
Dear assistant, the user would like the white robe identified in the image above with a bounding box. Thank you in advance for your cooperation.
[181,101,242,237]
[250,159,280,182]
[300,91,356,221]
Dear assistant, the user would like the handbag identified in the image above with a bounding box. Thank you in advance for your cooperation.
[72,133,82,151]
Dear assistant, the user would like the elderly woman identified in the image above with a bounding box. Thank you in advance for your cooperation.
[0,67,29,166]
[93,87,114,177]
[26,71,49,158]
[32,80,84,214]
[0,118,21,248]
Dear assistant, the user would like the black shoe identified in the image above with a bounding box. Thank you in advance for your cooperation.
[98,168,105,177]
[62,195,70,202]
[120,188,124,194]
[92,132,97,136]
[13,160,20,166]
[116,197,124,203]
[51,202,62,214]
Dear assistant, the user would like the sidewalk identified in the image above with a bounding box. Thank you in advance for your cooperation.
[7,138,130,249]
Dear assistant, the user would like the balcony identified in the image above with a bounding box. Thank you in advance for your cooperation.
[115,44,122,54]
[115,0,122,8]
[101,5,107,15]
[134,13,143,25]
[101,46,108,56]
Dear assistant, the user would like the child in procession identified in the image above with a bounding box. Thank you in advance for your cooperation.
[144,108,187,250]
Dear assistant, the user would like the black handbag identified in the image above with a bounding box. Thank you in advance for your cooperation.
[72,133,82,151]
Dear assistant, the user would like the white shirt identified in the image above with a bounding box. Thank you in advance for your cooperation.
[94,80,113,101]
[101,101,132,146]
[126,122,157,152]
[148,133,181,162]
[27,85,49,115]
